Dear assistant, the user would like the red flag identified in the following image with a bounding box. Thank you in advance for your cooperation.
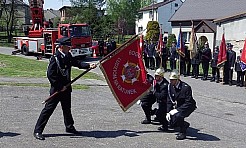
[100,39,151,111]
[157,28,163,53]
[217,34,227,67]
[240,38,246,71]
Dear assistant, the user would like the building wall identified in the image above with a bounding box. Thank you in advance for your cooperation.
[135,0,182,36]
[157,0,182,34]
[216,17,246,54]
[172,27,215,49]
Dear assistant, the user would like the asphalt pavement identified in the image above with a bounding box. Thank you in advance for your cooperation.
[1,46,246,147]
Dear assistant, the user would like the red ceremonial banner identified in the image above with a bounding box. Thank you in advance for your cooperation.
[100,39,151,111]
[217,34,227,68]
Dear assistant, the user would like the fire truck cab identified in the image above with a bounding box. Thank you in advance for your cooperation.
[14,0,92,58]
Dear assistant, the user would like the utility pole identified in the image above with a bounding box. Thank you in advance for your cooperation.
[152,0,154,21]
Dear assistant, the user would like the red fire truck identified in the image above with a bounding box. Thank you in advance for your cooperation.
[14,0,92,58]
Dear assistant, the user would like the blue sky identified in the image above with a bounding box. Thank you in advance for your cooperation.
[44,0,71,10]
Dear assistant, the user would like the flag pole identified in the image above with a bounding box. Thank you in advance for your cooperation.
[160,23,163,69]
[178,23,181,75]
[42,31,146,104]
[222,27,225,84]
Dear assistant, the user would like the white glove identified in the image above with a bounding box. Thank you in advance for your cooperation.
[175,58,177,61]
[166,113,171,122]
[169,109,178,115]
[230,67,234,70]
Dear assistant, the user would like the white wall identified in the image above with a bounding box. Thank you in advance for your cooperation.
[136,0,182,36]
[216,17,246,54]
[172,27,215,48]
[216,18,246,41]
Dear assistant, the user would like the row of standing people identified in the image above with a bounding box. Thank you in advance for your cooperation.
[98,39,117,57]
[143,40,245,87]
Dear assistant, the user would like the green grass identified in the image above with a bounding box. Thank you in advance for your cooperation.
[0,82,89,90]
[0,53,103,80]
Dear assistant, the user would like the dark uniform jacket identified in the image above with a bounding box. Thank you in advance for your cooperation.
[47,50,90,94]
[167,81,197,117]
[154,78,169,103]
[148,43,156,57]
[201,48,212,62]
[225,50,236,68]
[169,47,178,60]
[141,78,168,103]
[211,50,219,68]
[235,56,242,72]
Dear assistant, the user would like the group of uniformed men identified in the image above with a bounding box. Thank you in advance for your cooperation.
[143,40,245,87]
[140,68,197,140]
[139,39,246,140]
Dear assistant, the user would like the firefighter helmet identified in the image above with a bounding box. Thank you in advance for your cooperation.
[154,68,165,77]
[169,70,180,80]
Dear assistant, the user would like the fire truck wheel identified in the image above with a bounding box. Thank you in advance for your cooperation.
[22,45,29,56]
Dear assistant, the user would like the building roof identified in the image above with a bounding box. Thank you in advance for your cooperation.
[213,12,246,23]
[59,6,72,11]
[170,0,246,21]
[4,0,27,5]
[139,0,175,12]
[44,9,61,20]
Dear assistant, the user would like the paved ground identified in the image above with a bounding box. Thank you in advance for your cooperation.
[1,47,246,147]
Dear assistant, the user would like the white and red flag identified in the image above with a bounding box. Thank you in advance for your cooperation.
[99,38,151,111]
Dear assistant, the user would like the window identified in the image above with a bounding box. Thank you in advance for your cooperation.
[138,27,143,33]
[149,11,153,19]
[138,13,143,19]
[175,3,178,7]
[182,32,188,43]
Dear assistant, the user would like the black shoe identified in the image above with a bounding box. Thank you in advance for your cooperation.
[191,76,195,78]
[176,132,186,140]
[33,133,45,140]
[66,128,80,134]
[141,119,151,124]
[229,83,232,86]
[216,80,220,83]
[210,78,215,82]
[157,126,168,132]
[195,76,198,79]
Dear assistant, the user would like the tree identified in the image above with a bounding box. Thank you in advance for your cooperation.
[68,0,114,39]
[107,0,142,37]
[145,21,159,42]
[167,34,176,48]
[1,0,19,43]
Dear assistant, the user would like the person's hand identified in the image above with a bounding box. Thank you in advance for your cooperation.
[166,113,171,122]
[230,67,234,70]
[90,63,97,69]
[61,86,67,92]
[169,109,178,115]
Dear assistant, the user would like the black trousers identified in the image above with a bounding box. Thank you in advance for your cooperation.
[202,61,209,78]
[155,56,161,69]
[141,93,156,121]
[149,57,155,70]
[186,60,191,76]
[236,71,245,86]
[99,47,104,56]
[156,102,168,128]
[162,57,168,71]
[211,67,220,79]
[144,55,149,68]
[170,112,186,133]
[192,64,199,77]
[34,90,74,133]
[170,59,176,70]
[180,61,186,75]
